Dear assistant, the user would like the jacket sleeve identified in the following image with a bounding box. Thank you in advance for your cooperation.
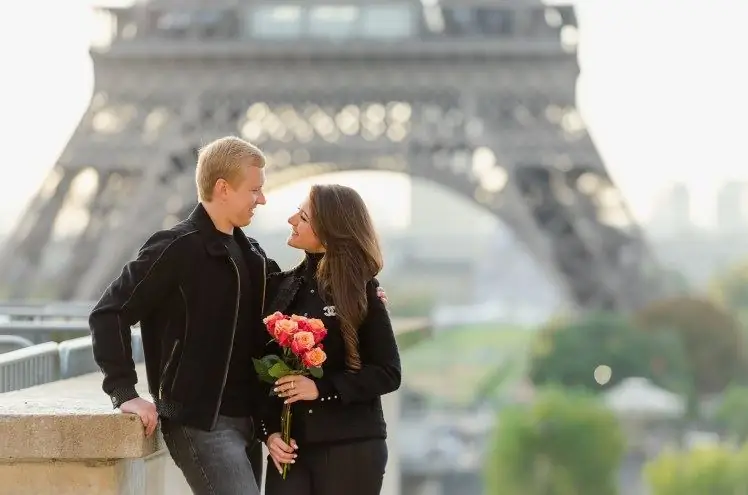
[89,229,183,408]
[314,280,402,404]
[257,394,284,443]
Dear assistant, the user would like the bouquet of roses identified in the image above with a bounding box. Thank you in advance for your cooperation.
[253,312,328,479]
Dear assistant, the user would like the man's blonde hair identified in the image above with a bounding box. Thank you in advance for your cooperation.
[195,136,266,202]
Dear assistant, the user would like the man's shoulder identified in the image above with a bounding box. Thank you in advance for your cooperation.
[142,223,200,253]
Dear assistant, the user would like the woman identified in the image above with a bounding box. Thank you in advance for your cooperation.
[257,184,401,495]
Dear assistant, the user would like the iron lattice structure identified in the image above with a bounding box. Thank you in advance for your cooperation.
[0,0,664,311]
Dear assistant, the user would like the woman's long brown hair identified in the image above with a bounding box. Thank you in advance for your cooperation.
[309,184,383,371]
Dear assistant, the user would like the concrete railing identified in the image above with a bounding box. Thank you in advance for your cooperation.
[0,319,430,495]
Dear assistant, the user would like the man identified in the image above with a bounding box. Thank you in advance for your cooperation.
[89,136,276,494]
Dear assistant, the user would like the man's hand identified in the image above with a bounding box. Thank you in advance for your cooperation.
[377,286,388,306]
[120,397,158,437]
[266,433,298,474]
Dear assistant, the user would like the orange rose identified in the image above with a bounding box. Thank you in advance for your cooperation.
[305,318,327,343]
[273,319,298,347]
[263,311,286,335]
[291,331,315,355]
[305,318,325,332]
[302,347,327,368]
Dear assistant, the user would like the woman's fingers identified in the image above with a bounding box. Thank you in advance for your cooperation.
[274,438,295,454]
[269,442,296,463]
[271,456,283,473]
[270,448,295,464]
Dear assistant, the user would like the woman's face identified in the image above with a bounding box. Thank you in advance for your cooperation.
[287,195,325,253]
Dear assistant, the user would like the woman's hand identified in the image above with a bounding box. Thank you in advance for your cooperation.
[275,375,319,404]
[266,433,297,474]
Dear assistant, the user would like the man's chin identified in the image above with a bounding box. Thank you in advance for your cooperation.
[234,216,252,228]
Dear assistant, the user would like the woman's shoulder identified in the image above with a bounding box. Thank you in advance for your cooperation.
[265,264,305,302]
[267,261,305,280]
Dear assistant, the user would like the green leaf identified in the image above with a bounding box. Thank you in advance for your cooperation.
[252,358,274,384]
[309,366,324,379]
[269,361,292,379]
[262,354,284,367]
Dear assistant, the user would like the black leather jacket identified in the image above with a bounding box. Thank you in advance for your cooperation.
[89,203,280,431]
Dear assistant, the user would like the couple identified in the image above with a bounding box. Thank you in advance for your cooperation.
[88,136,401,495]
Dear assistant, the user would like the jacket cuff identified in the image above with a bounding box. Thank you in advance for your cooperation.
[110,386,140,409]
[258,414,282,443]
[315,377,340,402]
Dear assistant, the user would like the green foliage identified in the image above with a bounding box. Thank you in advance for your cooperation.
[634,297,747,396]
[402,324,532,406]
[714,384,748,443]
[659,268,692,296]
[645,445,748,495]
[485,388,625,495]
[710,260,748,314]
[252,355,284,384]
[528,312,688,394]
[269,361,292,379]
[386,290,435,318]
[395,326,430,351]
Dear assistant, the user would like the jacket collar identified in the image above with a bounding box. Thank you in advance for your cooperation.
[188,202,249,257]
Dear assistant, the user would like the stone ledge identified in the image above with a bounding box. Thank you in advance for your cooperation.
[0,364,158,460]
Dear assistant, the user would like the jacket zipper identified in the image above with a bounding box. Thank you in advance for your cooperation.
[212,257,241,428]
[159,340,179,400]
[260,252,267,315]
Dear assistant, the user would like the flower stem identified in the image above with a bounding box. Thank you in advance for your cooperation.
[281,402,292,480]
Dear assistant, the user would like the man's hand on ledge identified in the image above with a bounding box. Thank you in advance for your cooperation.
[120,397,158,437]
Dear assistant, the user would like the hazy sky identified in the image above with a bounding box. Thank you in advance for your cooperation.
[1,0,746,235]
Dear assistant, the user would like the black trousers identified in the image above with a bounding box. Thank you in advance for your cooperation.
[265,439,388,495]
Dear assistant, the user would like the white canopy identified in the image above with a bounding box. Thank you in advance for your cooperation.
[603,377,686,419]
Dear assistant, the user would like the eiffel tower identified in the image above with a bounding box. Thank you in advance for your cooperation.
[0,0,664,311]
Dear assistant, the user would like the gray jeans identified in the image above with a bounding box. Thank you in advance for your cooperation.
[161,415,262,495]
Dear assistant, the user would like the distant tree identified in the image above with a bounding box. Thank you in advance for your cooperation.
[645,445,748,495]
[528,312,688,394]
[485,388,625,495]
[709,260,748,316]
[714,384,748,443]
[633,297,747,396]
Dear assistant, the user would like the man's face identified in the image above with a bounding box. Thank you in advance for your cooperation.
[224,163,266,228]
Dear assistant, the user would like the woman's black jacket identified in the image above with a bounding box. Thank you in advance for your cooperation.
[256,254,401,445]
